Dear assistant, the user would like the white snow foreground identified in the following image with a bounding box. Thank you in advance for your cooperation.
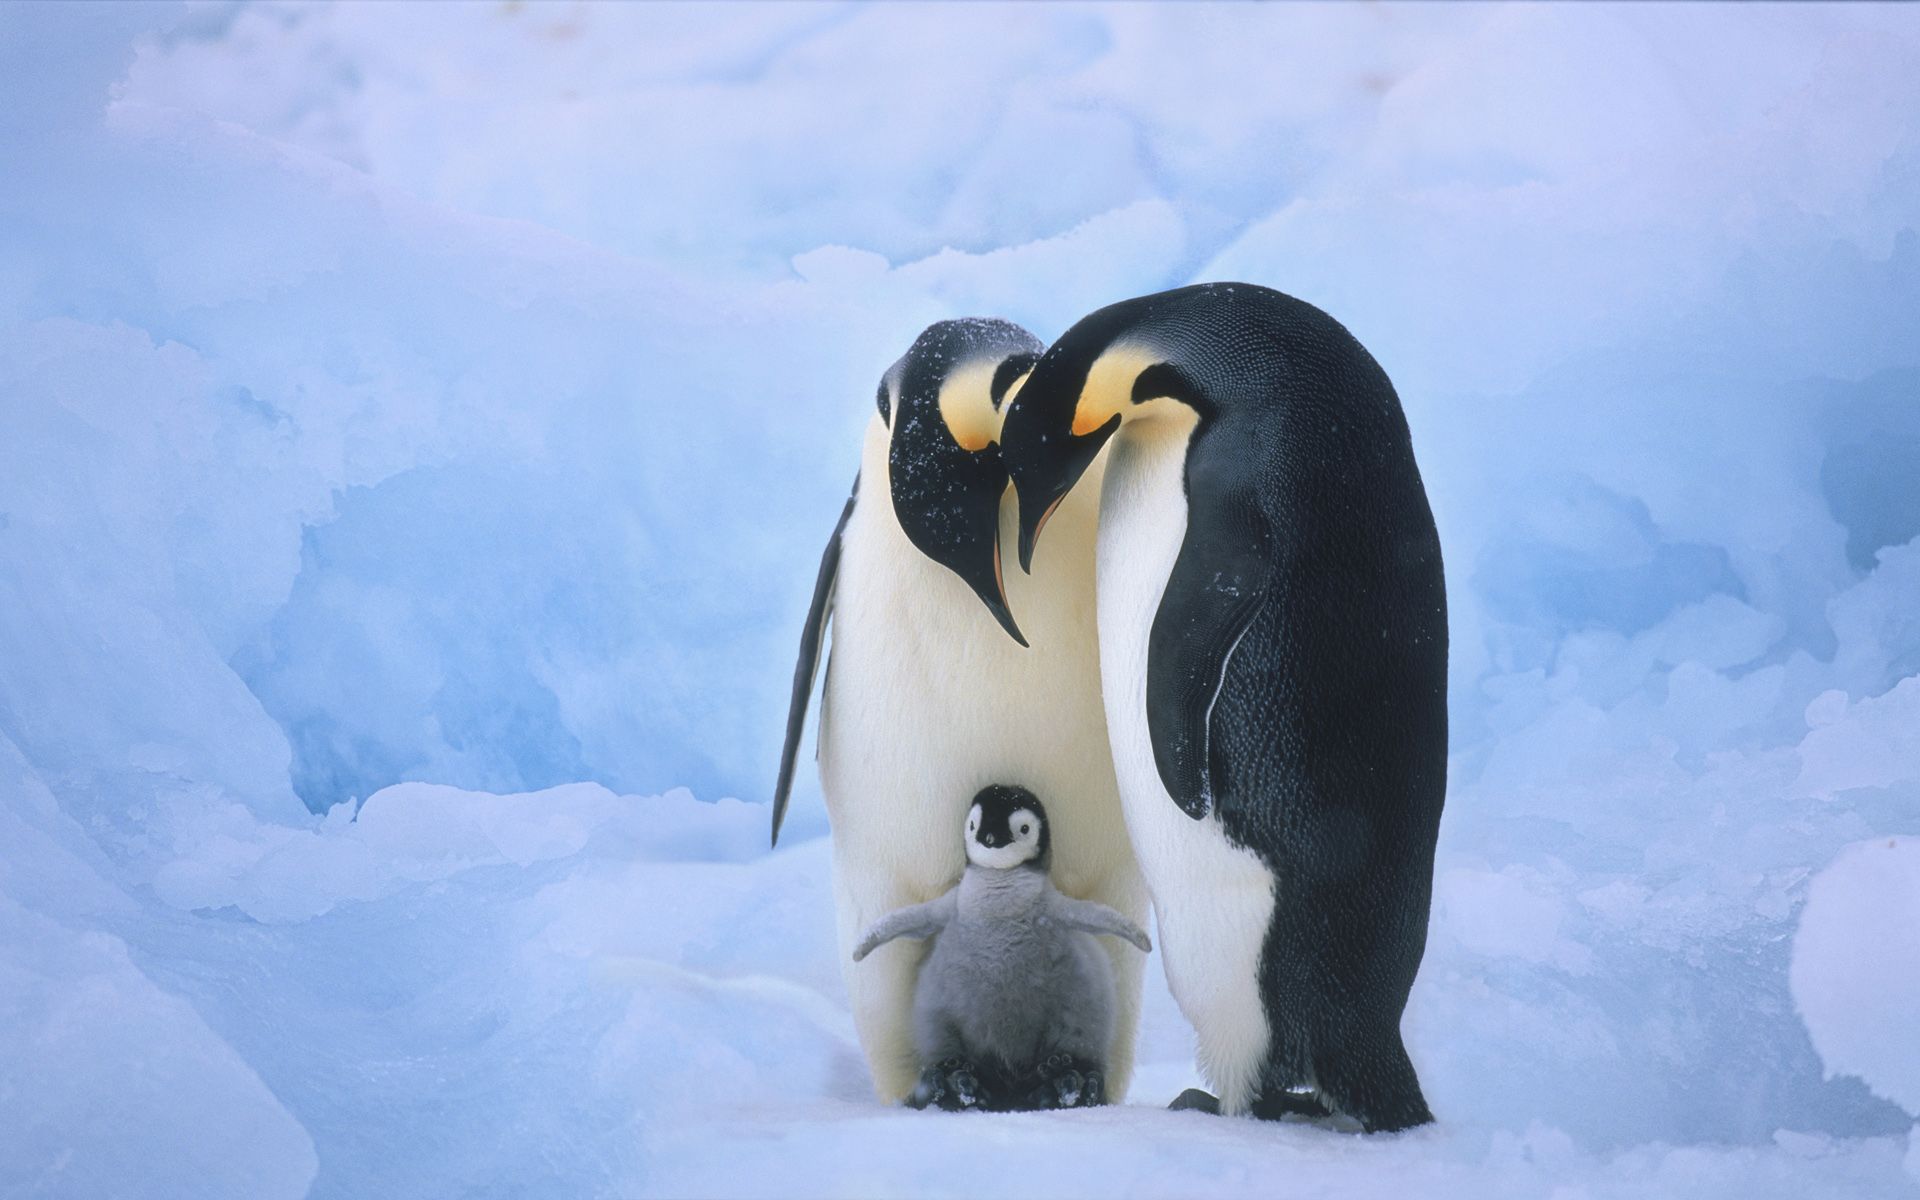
[8,770,1915,1200]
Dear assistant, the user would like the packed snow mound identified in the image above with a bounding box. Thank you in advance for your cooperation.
[1792,836,1920,1116]
[4,1,1920,1196]
[0,891,319,1200]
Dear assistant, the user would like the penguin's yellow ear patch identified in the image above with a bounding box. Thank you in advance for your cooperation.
[1073,344,1161,437]
[938,359,1006,452]
[1071,406,1114,438]
[996,368,1032,410]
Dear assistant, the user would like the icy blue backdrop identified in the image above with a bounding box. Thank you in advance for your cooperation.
[3,3,1918,1197]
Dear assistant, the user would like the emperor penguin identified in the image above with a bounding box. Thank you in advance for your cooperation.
[999,283,1448,1132]
[771,318,1148,1105]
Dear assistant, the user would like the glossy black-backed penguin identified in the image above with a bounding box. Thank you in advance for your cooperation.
[999,283,1447,1132]
[772,318,1148,1104]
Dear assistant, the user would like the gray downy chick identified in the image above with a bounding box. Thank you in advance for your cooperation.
[852,784,1152,1110]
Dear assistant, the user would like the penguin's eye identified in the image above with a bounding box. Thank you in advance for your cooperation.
[1019,823,1031,836]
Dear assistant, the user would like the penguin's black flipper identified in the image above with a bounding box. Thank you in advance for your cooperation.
[1145,467,1273,821]
[771,478,857,847]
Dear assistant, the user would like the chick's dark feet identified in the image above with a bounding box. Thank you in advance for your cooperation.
[1024,1053,1106,1110]
[907,1057,983,1111]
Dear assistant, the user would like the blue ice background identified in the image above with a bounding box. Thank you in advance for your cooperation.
[3,3,1919,1197]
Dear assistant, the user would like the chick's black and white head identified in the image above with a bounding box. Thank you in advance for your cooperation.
[964,784,1049,871]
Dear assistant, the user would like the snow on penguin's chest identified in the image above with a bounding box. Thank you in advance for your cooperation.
[1093,412,1280,1114]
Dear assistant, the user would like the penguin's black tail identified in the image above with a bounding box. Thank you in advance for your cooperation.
[1312,1028,1434,1133]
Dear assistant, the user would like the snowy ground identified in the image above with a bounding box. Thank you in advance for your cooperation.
[4,3,1920,1197]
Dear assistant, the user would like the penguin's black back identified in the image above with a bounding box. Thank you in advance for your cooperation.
[1082,283,1448,1128]
[1146,286,1447,869]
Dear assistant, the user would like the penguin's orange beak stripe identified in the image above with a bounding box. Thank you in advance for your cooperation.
[1031,492,1067,553]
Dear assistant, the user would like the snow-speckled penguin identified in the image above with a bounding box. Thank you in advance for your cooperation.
[1000,284,1447,1132]
[772,318,1149,1105]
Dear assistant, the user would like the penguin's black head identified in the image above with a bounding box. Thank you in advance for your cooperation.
[964,784,1049,871]
[1003,288,1220,572]
[884,318,1042,646]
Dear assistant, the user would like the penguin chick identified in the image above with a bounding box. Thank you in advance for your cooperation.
[851,785,1152,1112]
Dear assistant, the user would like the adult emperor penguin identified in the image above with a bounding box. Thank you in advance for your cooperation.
[771,317,1148,1105]
[1000,283,1448,1132]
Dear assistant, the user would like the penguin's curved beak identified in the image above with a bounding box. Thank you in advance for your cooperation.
[957,533,1027,649]
[889,402,1028,647]
[1003,371,1119,574]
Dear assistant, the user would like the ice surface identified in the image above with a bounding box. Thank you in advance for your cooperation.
[4,1,1920,1196]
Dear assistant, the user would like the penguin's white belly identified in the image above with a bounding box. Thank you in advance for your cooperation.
[1096,419,1278,1115]
[822,492,1127,908]
[819,424,1142,1102]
